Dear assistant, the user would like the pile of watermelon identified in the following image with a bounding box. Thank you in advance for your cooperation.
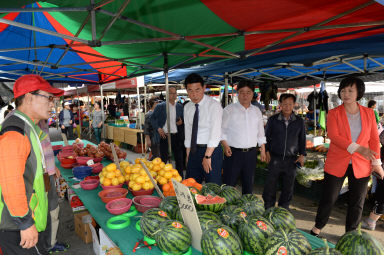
[140,183,384,255]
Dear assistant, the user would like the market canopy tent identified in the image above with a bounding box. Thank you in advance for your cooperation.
[0,0,383,84]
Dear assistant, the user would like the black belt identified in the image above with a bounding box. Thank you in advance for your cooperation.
[197,144,207,148]
[231,147,256,152]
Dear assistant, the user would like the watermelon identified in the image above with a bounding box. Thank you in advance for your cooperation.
[195,194,226,213]
[140,208,170,238]
[201,225,243,255]
[154,220,192,255]
[221,209,249,233]
[201,182,222,195]
[240,193,262,203]
[309,238,343,255]
[336,224,384,255]
[240,200,265,217]
[159,196,179,219]
[264,228,311,255]
[220,185,242,205]
[221,204,244,216]
[238,216,275,255]
[175,209,184,222]
[188,186,200,196]
[197,211,222,232]
[263,207,296,231]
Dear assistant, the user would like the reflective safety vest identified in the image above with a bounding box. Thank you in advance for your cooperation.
[0,111,48,231]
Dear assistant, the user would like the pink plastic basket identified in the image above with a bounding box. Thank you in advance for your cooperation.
[101,183,123,190]
[106,198,132,215]
[80,179,100,190]
[132,195,162,213]
[76,156,93,165]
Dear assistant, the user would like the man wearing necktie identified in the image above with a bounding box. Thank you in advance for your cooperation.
[183,73,223,185]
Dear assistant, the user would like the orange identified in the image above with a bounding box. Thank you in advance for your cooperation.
[103,178,112,186]
[164,164,173,171]
[152,157,161,165]
[162,183,171,192]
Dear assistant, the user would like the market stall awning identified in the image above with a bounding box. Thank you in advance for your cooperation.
[0,0,383,84]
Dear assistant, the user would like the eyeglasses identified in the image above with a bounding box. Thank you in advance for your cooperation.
[31,92,54,102]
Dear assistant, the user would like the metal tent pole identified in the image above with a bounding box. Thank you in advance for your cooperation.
[313,85,317,136]
[224,72,229,106]
[136,83,144,156]
[164,53,172,163]
[100,84,106,142]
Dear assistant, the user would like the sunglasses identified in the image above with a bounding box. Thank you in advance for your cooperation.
[31,92,54,102]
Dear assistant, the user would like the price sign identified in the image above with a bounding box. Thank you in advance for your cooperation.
[172,180,202,251]
[61,133,69,146]
[86,159,95,166]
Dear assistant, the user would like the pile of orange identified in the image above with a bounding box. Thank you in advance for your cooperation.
[162,181,176,197]
[181,178,202,191]
[162,178,203,197]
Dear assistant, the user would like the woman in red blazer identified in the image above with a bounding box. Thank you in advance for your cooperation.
[311,76,384,236]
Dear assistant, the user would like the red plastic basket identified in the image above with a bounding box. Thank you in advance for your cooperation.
[132,195,162,213]
[101,183,123,190]
[98,188,128,203]
[106,198,132,215]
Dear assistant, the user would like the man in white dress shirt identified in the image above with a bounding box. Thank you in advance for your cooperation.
[222,80,267,194]
[184,73,223,184]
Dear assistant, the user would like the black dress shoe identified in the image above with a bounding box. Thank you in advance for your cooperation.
[310,230,320,237]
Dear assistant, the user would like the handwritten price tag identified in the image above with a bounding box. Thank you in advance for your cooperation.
[86,160,95,166]
[172,180,202,251]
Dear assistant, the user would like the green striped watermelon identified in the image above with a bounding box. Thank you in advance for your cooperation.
[154,220,192,255]
[202,183,222,195]
[221,204,244,216]
[175,208,184,222]
[264,228,311,255]
[220,185,242,205]
[336,224,384,255]
[159,196,179,219]
[221,209,249,233]
[238,216,275,255]
[263,207,296,231]
[188,186,201,196]
[309,239,343,255]
[240,200,265,217]
[140,208,170,238]
[201,225,243,255]
[197,211,222,232]
[195,194,226,213]
[240,193,262,203]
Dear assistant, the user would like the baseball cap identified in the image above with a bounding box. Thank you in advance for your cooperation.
[13,74,64,98]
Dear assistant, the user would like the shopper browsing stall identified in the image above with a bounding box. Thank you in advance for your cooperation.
[151,86,185,175]
[144,97,160,160]
[91,101,104,144]
[184,73,223,185]
[262,93,306,210]
[311,76,384,236]
[59,101,74,140]
[221,80,267,194]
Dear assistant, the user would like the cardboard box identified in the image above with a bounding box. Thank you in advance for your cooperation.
[89,223,123,255]
[68,193,86,212]
[74,211,94,244]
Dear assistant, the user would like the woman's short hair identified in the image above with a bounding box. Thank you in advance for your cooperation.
[368,99,377,108]
[337,76,365,101]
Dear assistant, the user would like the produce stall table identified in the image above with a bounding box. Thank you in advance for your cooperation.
[53,140,334,255]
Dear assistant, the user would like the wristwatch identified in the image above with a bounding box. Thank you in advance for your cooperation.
[204,155,212,159]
